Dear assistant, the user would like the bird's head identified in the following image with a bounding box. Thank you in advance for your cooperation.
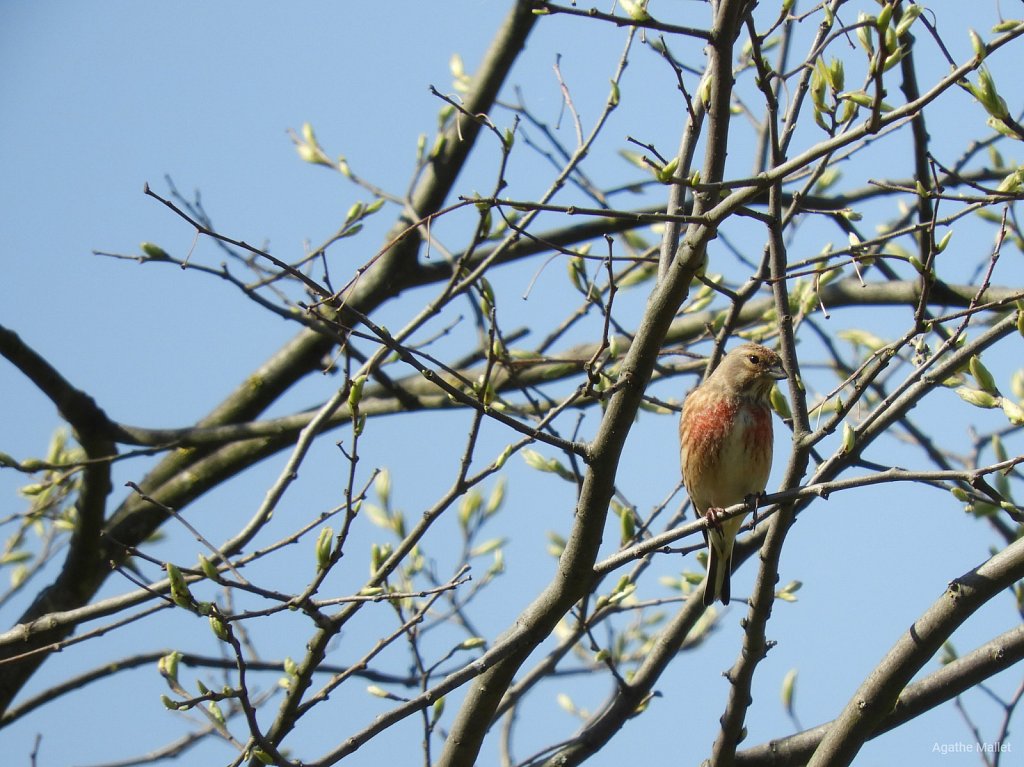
[708,342,787,400]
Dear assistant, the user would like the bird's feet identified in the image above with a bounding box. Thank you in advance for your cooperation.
[704,506,725,531]
[744,491,765,525]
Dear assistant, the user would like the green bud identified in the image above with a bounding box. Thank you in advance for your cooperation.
[478,277,495,314]
[810,62,827,112]
[839,90,874,109]
[841,422,856,453]
[345,202,365,225]
[1012,369,1024,399]
[974,67,1009,119]
[485,476,507,517]
[374,469,391,506]
[251,748,275,765]
[876,3,893,33]
[431,696,446,724]
[895,4,923,37]
[198,555,220,581]
[165,563,193,609]
[950,487,971,502]
[996,167,1024,194]
[429,134,448,160]
[1001,397,1024,425]
[620,506,636,545]
[315,526,334,572]
[856,13,875,54]
[209,614,230,642]
[699,76,712,108]
[370,543,384,575]
[348,375,367,410]
[969,356,998,393]
[992,20,1024,33]
[969,29,986,60]
[207,700,226,726]
[158,650,182,683]
[657,157,679,184]
[520,449,574,481]
[494,444,514,470]
[770,385,791,419]
[140,242,170,261]
[955,387,999,408]
[458,489,482,530]
[619,0,650,21]
[828,58,845,92]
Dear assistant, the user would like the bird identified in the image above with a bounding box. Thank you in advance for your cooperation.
[679,342,786,606]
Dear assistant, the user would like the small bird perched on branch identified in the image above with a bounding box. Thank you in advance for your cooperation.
[679,343,787,606]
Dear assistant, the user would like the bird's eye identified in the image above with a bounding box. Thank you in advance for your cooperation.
[748,354,760,365]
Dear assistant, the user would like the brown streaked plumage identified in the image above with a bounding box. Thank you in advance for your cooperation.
[679,343,786,606]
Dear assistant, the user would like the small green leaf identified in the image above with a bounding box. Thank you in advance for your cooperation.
[469,538,505,557]
[781,668,798,714]
[375,469,391,507]
[775,580,802,602]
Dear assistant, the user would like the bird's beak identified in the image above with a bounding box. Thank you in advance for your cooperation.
[768,361,787,380]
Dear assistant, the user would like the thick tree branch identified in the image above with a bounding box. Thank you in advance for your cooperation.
[736,623,1024,766]
[807,536,1024,767]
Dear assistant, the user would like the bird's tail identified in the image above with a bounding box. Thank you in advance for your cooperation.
[702,520,742,606]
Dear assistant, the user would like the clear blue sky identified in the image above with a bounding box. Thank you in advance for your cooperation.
[3,2,1022,765]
